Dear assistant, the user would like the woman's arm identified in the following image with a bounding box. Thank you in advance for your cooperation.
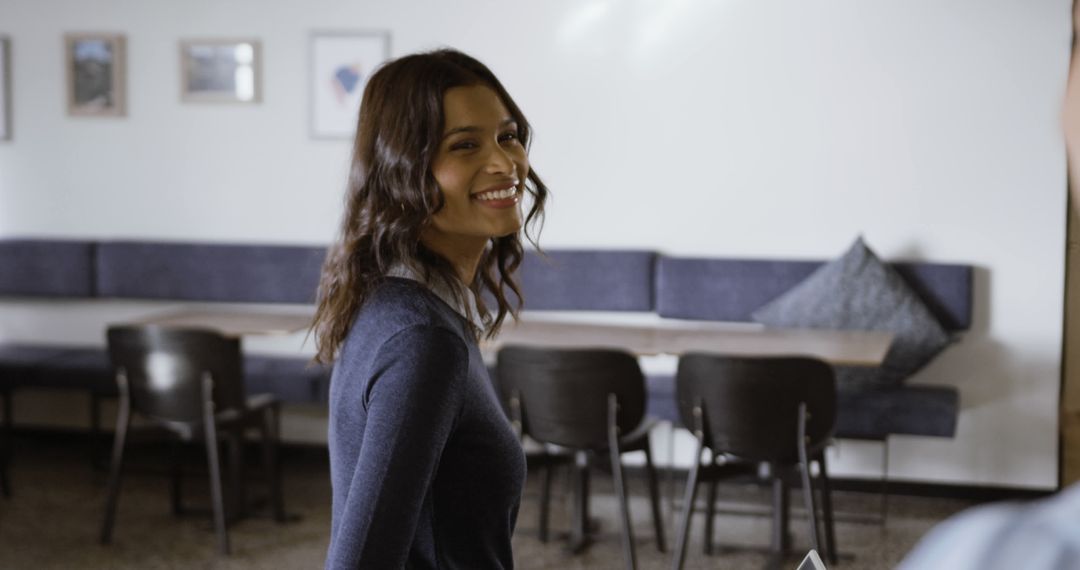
[326,324,469,569]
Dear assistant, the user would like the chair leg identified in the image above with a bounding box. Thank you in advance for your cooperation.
[0,389,11,498]
[703,477,717,556]
[797,404,822,557]
[770,463,790,558]
[880,437,890,526]
[260,404,286,522]
[169,440,184,516]
[643,442,666,553]
[672,434,704,570]
[608,395,637,570]
[798,458,822,557]
[100,400,131,544]
[89,392,104,470]
[0,452,8,499]
[570,450,592,553]
[818,451,838,565]
[226,428,245,522]
[201,374,230,556]
[204,421,230,555]
[538,461,554,542]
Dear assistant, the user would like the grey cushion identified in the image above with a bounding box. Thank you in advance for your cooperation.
[96,241,326,303]
[0,240,96,297]
[515,250,655,311]
[752,237,951,389]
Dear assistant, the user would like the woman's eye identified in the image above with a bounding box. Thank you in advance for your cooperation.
[450,140,478,151]
[499,132,519,144]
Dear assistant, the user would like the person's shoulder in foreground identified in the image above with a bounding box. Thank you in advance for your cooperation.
[897,483,1080,570]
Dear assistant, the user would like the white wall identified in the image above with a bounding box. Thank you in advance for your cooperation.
[0,0,1071,490]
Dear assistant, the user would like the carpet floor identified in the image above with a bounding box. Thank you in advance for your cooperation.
[0,435,978,569]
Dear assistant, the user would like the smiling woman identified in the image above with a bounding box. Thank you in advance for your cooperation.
[312,49,548,569]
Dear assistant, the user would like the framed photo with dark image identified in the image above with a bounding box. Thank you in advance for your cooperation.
[309,31,390,139]
[0,37,10,139]
[180,39,261,103]
[65,33,126,117]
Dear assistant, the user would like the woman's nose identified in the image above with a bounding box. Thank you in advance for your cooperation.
[485,145,516,175]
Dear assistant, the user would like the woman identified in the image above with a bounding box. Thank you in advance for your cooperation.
[312,49,548,569]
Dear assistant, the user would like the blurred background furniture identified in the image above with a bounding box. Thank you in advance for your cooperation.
[100,325,286,555]
[672,354,838,570]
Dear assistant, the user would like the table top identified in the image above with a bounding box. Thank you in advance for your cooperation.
[129,309,892,365]
[490,319,894,367]
[131,308,314,338]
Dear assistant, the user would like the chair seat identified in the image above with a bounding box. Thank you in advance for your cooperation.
[645,374,680,423]
[0,345,76,388]
[243,355,331,404]
[0,344,330,405]
[646,374,959,440]
[835,384,959,439]
[36,348,116,394]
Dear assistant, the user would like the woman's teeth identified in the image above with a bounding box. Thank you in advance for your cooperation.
[475,188,518,201]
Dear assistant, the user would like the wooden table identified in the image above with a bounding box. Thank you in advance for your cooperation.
[491,319,893,366]
[130,308,313,337]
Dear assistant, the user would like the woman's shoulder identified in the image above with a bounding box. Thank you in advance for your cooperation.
[345,278,468,347]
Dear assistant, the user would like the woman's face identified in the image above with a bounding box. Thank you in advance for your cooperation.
[425,84,529,249]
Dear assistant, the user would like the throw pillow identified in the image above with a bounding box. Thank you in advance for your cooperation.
[751,237,951,390]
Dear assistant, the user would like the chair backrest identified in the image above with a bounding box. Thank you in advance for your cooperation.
[675,354,836,463]
[106,325,244,425]
[496,345,646,449]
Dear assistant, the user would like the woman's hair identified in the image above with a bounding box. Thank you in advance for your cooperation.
[312,48,547,364]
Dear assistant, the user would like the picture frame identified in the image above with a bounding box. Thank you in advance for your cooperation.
[180,39,261,103]
[309,31,390,139]
[65,33,126,117]
[0,37,10,139]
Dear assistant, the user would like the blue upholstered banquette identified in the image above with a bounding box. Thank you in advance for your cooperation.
[0,240,971,442]
[0,240,330,405]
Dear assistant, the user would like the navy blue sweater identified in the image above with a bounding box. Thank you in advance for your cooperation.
[326,277,526,569]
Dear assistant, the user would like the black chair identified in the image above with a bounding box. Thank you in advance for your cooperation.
[0,388,9,498]
[497,345,666,570]
[488,364,575,544]
[672,354,838,569]
[100,325,286,555]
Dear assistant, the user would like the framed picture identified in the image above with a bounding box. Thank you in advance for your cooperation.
[180,39,261,103]
[309,31,390,139]
[0,37,10,139]
[65,33,126,117]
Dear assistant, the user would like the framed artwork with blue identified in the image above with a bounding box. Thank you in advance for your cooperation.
[309,31,391,140]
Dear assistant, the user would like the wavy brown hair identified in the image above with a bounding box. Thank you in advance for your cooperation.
[312,49,547,364]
